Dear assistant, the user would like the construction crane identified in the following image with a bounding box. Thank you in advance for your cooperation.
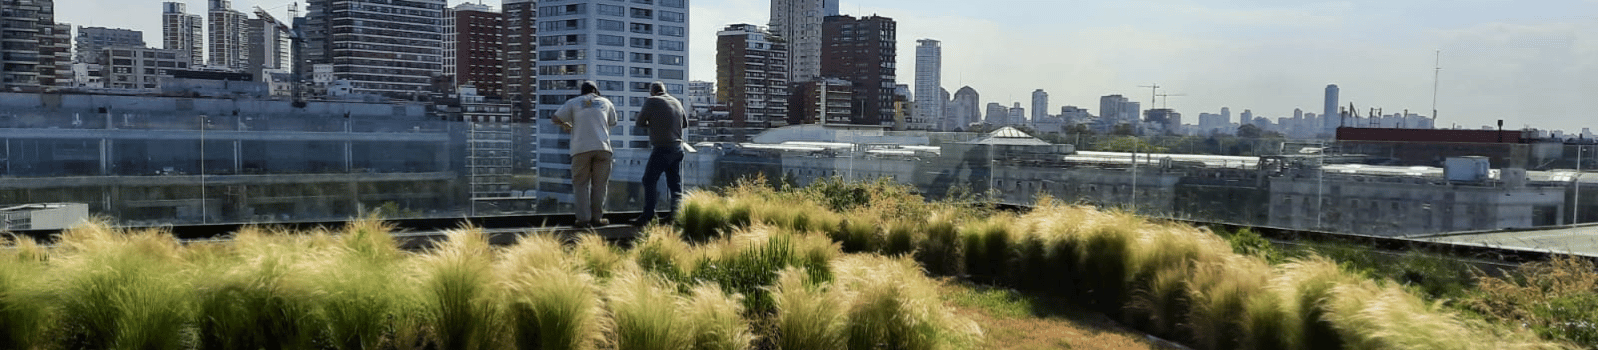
[1139,84,1161,106]
[1155,93,1185,109]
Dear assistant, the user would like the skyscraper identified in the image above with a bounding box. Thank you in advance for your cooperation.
[4,0,69,89]
[162,2,205,65]
[1099,94,1138,125]
[717,23,789,140]
[503,0,537,122]
[1031,89,1049,123]
[532,0,690,204]
[73,27,144,64]
[302,0,444,97]
[1324,84,1339,131]
[769,0,837,84]
[246,11,292,79]
[950,86,979,131]
[820,14,896,126]
[914,39,942,130]
[443,3,504,98]
[208,0,249,69]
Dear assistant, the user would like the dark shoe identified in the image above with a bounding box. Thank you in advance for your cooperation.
[592,219,609,227]
[573,220,593,228]
[629,216,653,228]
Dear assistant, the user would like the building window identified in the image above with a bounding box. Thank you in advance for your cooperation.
[597,65,624,76]
[597,49,625,61]
[660,26,685,37]
[598,80,625,91]
[597,35,625,47]
[629,37,653,49]
[660,55,683,66]
[659,11,685,23]
[629,23,653,34]
[659,69,684,80]
[630,8,653,19]
[659,40,684,51]
[630,52,653,63]
[598,19,625,31]
[629,67,652,78]
[661,0,685,8]
[598,4,625,16]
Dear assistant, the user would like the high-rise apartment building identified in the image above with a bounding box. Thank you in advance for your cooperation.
[1099,94,1139,125]
[949,86,979,131]
[100,47,189,89]
[769,0,836,84]
[208,0,249,70]
[2,0,69,90]
[716,23,789,140]
[503,0,538,122]
[302,0,445,97]
[913,39,942,130]
[1031,89,1048,123]
[73,27,145,64]
[1323,84,1340,131]
[532,0,690,204]
[246,11,292,79]
[163,2,205,65]
[443,3,505,98]
[820,15,895,126]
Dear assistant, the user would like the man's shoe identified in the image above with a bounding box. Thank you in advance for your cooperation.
[573,220,592,228]
[593,219,610,227]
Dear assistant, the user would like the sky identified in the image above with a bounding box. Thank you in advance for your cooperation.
[61,0,1598,133]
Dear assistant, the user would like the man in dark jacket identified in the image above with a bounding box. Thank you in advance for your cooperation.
[631,81,688,226]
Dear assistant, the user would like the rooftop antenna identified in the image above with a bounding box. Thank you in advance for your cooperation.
[1431,50,1442,123]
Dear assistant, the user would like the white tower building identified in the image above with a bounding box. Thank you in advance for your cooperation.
[534,0,691,204]
[914,39,942,131]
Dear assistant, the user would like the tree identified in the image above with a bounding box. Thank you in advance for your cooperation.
[1237,124,1264,138]
[1098,136,1169,153]
[1111,123,1136,136]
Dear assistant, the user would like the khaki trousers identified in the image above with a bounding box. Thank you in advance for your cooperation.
[571,150,613,223]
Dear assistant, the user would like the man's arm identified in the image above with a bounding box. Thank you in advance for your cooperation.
[637,97,666,128]
[553,100,575,131]
[605,100,618,127]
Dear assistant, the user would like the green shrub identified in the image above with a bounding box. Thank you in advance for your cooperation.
[692,227,804,315]
[882,219,920,257]
[831,211,881,253]
[915,211,964,277]
[679,191,731,241]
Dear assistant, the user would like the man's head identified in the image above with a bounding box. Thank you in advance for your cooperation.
[649,81,668,96]
[580,80,600,96]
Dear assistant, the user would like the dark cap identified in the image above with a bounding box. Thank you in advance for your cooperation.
[649,81,667,95]
[580,80,600,96]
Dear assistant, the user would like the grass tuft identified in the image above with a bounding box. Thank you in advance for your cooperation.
[505,265,605,350]
[682,284,754,350]
[53,222,194,350]
[0,234,52,350]
[771,268,849,350]
[417,227,504,350]
[608,270,692,350]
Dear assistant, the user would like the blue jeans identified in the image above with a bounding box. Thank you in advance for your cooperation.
[638,145,684,222]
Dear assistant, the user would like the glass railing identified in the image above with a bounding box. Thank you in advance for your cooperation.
[3,106,1597,239]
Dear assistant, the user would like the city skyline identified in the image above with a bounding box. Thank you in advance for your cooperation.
[59,0,1598,132]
